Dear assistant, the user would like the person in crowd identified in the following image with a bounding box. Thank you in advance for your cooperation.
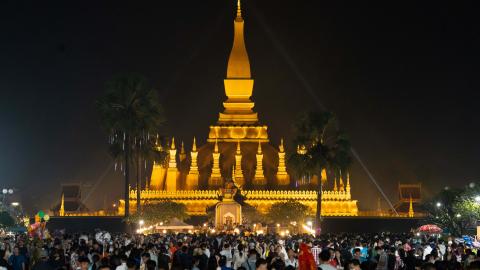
[298,243,315,270]
[220,244,233,269]
[348,259,360,270]
[8,247,26,270]
[242,249,257,270]
[78,257,91,270]
[126,259,136,270]
[0,250,10,270]
[284,248,298,270]
[233,244,246,270]
[318,250,336,270]
[116,255,127,270]
[310,242,321,267]
[3,229,479,270]
[255,258,267,270]
[30,249,52,270]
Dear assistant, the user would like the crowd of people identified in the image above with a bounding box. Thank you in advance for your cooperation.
[0,231,478,270]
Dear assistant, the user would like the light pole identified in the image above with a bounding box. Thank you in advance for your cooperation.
[1,188,14,209]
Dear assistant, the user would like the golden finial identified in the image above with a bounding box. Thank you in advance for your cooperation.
[236,0,242,19]
[236,140,241,154]
[214,139,219,153]
[347,172,350,187]
[333,178,338,191]
[257,140,262,154]
[279,138,285,153]
[170,137,176,150]
[155,137,163,151]
[339,172,345,191]
[181,141,185,154]
[192,137,197,152]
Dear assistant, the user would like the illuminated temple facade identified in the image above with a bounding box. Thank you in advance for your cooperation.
[123,1,358,217]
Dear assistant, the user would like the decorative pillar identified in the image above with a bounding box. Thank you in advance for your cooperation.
[276,138,290,186]
[253,140,266,185]
[187,137,199,190]
[150,140,166,190]
[209,139,222,187]
[346,172,351,199]
[339,173,345,192]
[179,141,187,162]
[234,141,245,187]
[165,137,179,191]
[321,168,327,184]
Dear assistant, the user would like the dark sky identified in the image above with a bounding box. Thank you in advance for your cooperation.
[1,1,479,213]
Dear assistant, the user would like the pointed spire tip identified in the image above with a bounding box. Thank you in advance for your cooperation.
[192,137,197,152]
[170,137,176,150]
[236,0,242,19]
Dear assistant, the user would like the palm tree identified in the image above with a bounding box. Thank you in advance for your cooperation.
[97,73,165,217]
[288,110,352,235]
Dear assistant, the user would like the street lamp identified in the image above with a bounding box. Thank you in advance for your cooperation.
[139,219,144,226]
[2,189,7,194]
[456,214,462,218]
[475,196,480,203]
[436,202,442,207]
[11,202,19,207]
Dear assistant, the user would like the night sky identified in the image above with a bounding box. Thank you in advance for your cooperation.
[1,1,479,213]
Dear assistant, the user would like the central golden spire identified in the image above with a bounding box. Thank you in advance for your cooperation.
[218,0,257,124]
[227,0,250,78]
[208,0,268,142]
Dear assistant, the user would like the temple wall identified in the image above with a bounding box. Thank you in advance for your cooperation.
[127,188,358,216]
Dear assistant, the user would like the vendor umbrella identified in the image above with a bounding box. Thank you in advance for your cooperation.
[418,224,442,234]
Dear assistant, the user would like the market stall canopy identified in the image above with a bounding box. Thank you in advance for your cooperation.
[154,218,194,230]
[418,224,442,234]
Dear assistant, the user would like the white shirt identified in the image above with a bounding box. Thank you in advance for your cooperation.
[116,263,127,270]
[233,252,247,270]
[220,249,233,268]
[149,252,158,266]
[203,248,211,258]
[319,263,337,270]
[285,258,298,269]
[423,246,432,260]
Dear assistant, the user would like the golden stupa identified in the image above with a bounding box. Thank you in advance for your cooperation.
[120,1,358,217]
